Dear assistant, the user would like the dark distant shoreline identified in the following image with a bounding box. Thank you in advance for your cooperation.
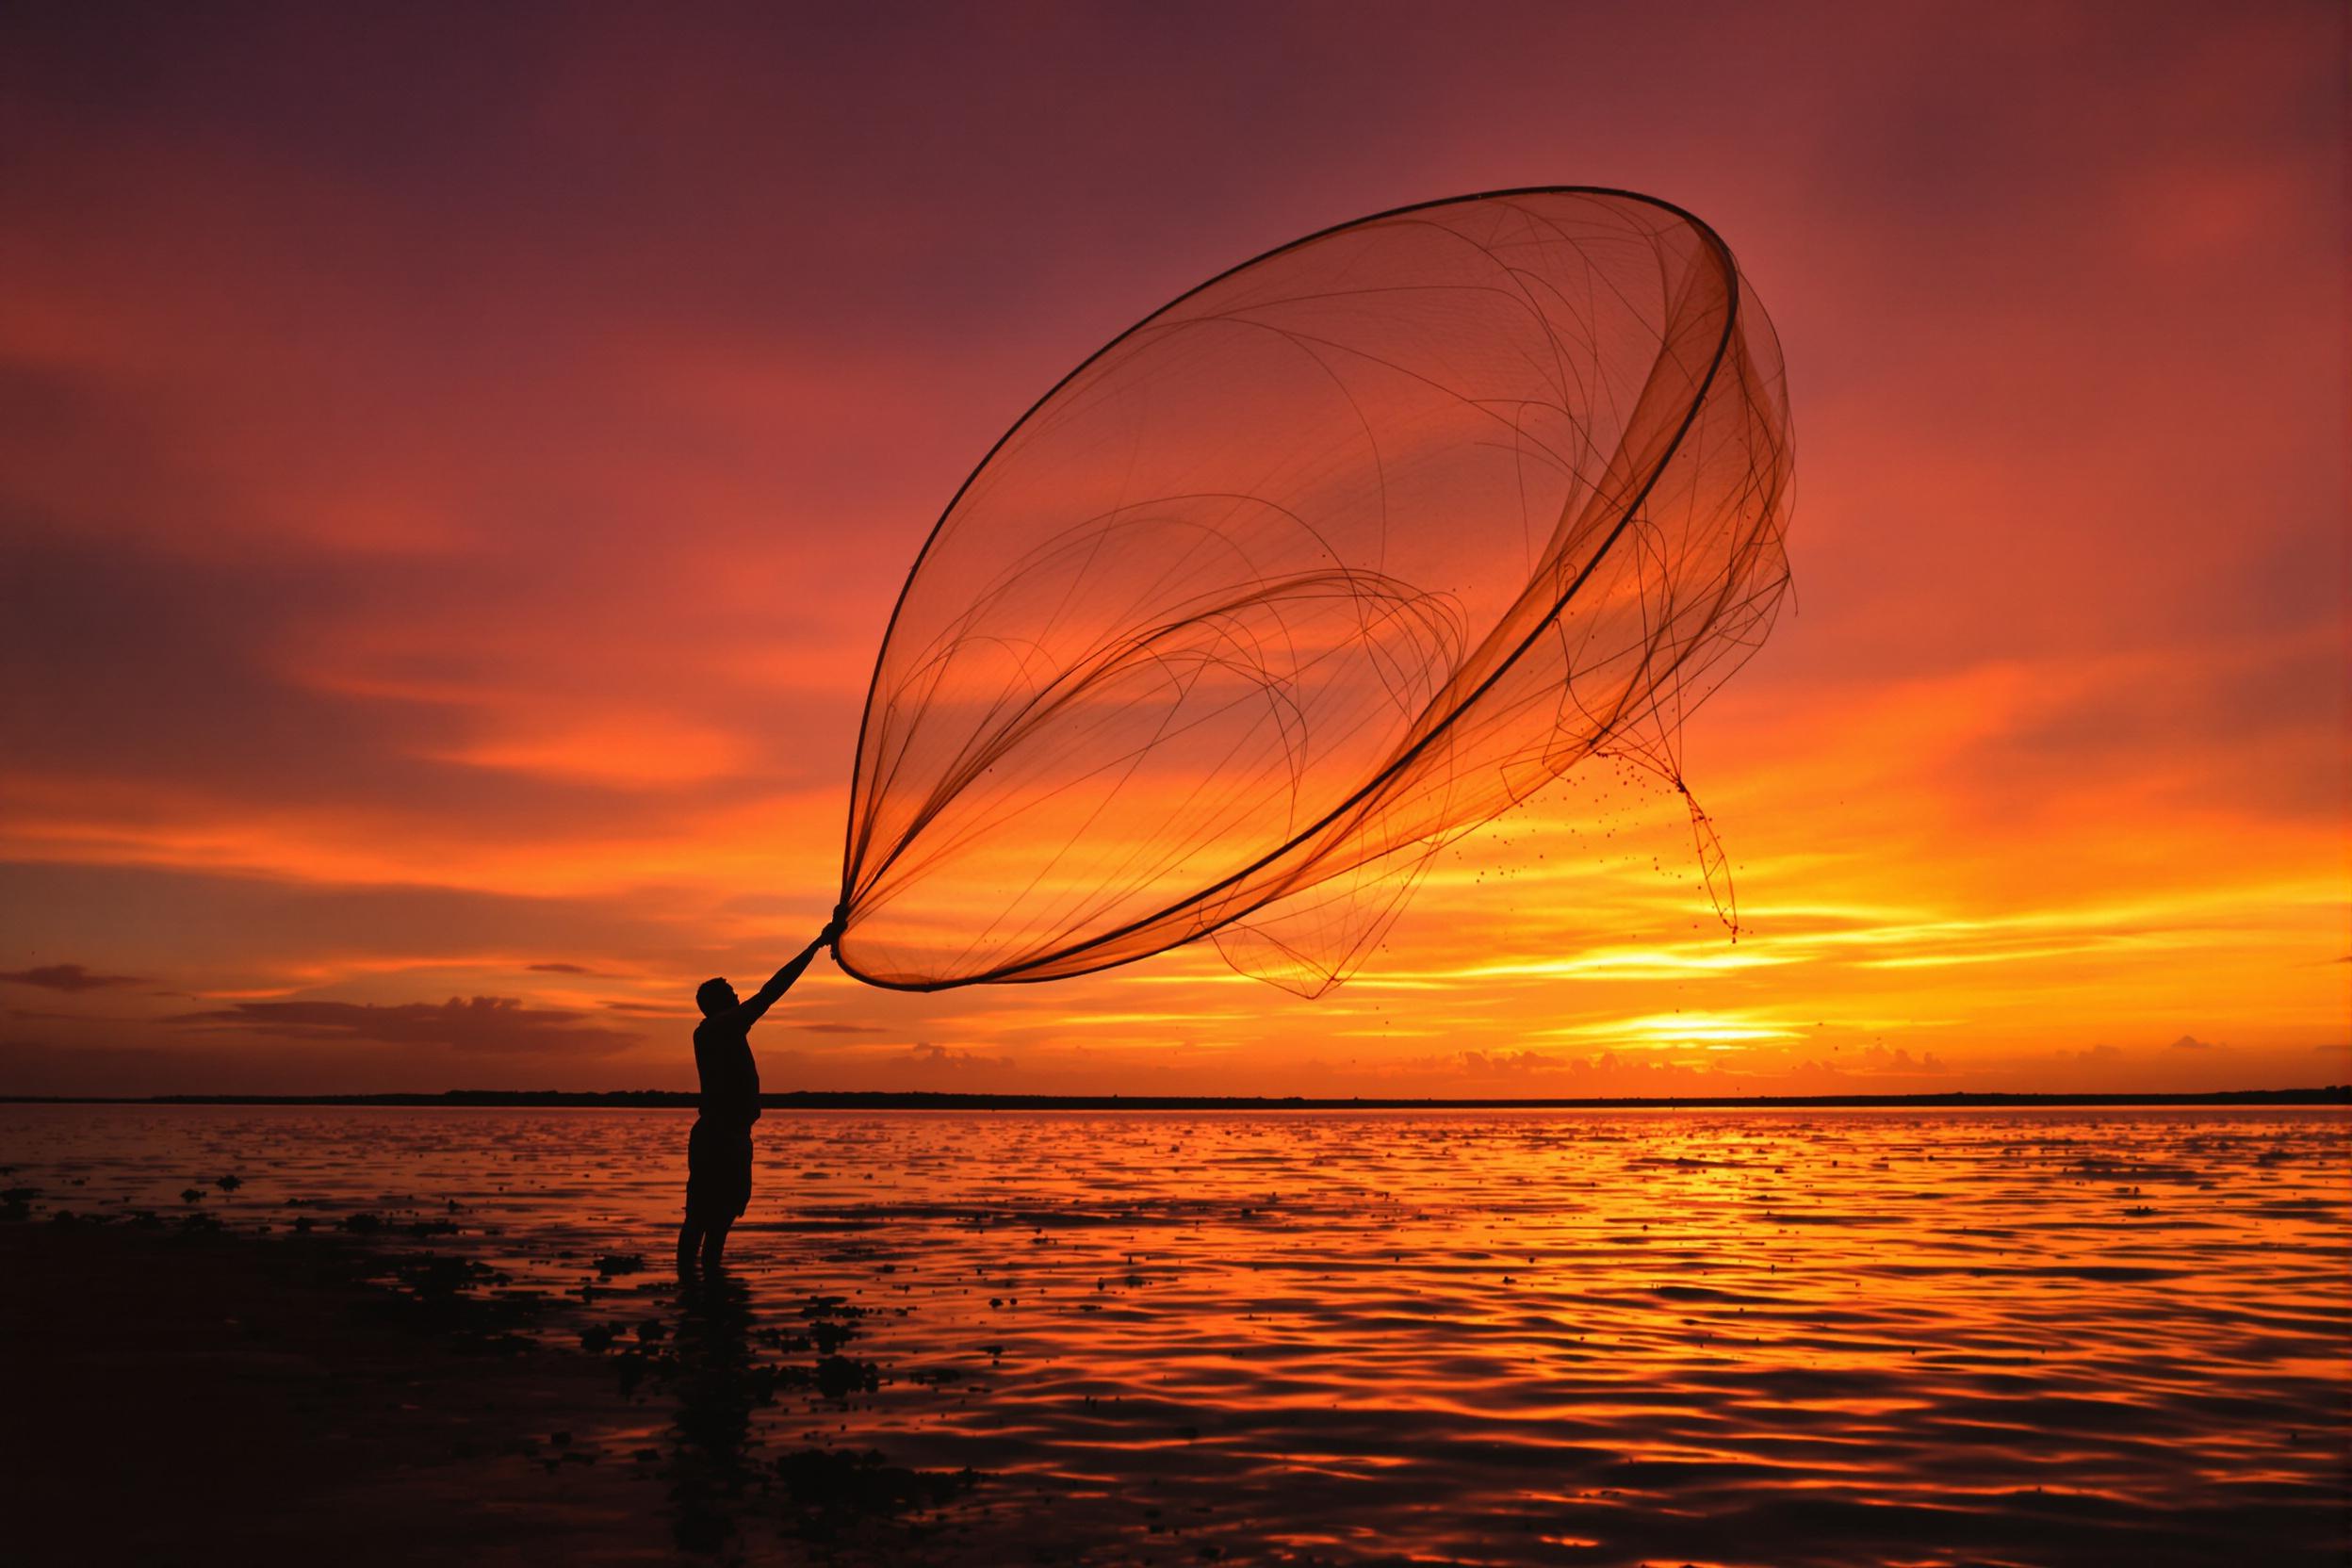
[4,1087,2345,1110]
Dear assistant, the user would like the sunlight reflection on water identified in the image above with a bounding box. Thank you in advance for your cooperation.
[6,1105,2347,1566]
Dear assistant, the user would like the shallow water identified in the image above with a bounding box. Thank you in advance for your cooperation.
[5,1104,2347,1565]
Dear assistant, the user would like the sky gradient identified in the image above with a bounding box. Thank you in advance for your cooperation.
[3,1,2345,1096]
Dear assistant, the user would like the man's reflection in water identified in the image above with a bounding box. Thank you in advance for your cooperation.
[660,1277,977,1554]
[667,1272,760,1552]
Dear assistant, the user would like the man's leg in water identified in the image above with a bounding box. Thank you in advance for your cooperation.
[697,1129,751,1272]
[677,1217,705,1277]
[700,1214,734,1272]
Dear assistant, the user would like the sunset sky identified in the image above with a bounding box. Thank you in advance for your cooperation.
[2,1,2344,1097]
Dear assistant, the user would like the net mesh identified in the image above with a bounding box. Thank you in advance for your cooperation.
[837,188,1793,995]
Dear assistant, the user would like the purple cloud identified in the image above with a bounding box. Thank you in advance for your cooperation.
[0,963,146,993]
[167,995,637,1055]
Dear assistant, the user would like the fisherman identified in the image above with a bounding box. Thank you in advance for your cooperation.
[678,916,841,1276]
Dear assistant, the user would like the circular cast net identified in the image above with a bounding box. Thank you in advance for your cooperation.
[837,188,1793,996]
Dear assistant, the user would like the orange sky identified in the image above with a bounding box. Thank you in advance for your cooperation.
[3,2,2345,1097]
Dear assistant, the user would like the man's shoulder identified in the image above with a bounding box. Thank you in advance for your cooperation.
[695,1012,748,1045]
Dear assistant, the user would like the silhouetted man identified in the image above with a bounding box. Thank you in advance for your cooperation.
[678,918,841,1277]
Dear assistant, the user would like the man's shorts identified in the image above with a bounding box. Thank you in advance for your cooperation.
[685,1117,753,1226]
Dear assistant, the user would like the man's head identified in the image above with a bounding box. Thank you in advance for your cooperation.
[696,977,737,1017]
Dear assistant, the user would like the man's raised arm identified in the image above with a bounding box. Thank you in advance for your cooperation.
[737,918,844,1027]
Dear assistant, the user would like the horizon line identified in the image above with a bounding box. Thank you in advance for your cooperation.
[5,1087,2345,1111]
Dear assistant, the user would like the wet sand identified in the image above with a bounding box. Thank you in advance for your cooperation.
[3,1219,989,1565]
[2,1222,680,1566]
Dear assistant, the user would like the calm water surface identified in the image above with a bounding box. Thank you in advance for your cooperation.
[6,1105,2346,1565]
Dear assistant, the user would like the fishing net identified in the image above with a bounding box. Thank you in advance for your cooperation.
[836,188,1792,995]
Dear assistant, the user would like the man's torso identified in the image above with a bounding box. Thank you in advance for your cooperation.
[692,1015,761,1126]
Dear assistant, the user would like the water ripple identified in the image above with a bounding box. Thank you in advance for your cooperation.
[4,1104,2345,1564]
